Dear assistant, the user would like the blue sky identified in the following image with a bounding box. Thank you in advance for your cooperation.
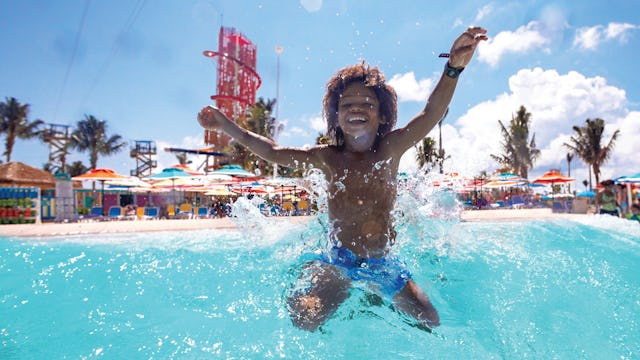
[1,0,638,185]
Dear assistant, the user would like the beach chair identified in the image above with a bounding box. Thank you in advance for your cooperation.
[166,205,177,218]
[297,200,310,215]
[177,204,193,219]
[551,201,566,213]
[83,206,105,221]
[145,207,159,219]
[107,206,124,220]
[136,206,146,220]
[270,205,281,216]
[195,207,208,219]
[282,202,295,216]
[510,195,525,209]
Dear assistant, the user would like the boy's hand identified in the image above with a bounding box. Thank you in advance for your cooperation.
[197,105,227,130]
[448,26,488,68]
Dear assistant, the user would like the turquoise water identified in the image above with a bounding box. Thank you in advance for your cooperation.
[1,207,639,358]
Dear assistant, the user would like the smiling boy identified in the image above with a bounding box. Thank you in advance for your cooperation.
[198,26,487,331]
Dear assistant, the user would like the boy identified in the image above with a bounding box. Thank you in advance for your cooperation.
[198,26,487,331]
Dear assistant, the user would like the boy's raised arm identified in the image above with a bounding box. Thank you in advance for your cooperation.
[197,106,322,169]
[388,26,487,153]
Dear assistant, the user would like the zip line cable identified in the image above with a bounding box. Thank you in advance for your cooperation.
[78,0,147,109]
[53,0,91,122]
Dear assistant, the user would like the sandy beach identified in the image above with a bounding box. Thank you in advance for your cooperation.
[0,208,592,238]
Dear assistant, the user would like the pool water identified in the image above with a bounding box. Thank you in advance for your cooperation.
[1,201,639,358]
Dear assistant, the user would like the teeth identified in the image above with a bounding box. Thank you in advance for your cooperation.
[348,117,366,123]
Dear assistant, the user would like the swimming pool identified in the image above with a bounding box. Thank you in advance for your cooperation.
[1,203,639,358]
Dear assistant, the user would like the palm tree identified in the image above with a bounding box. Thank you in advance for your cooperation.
[564,118,619,188]
[0,97,45,162]
[315,133,330,145]
[490,105,540,179]
[66,161,89,177]
[175,153,189,165]
[566,153,574,192]
[229,98,276,175]
[416,136,438,172]
[71,114,125,169]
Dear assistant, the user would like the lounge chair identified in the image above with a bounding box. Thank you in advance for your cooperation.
[107,206,124,220]
[195,207,208,218]
[177,204,193,219]
[510,195,525,209]
[145,207,159,219]
[135,206,146,220]
[297,200,310,215]
[166,205,177,218]
[552,201,566,213]
[83,206,105,221]
[282,202,295,216]
[270,205,281,216]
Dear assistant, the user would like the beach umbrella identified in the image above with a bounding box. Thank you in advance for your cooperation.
[483,180,526,189]
[147,168,196,206]
[205,173,234,182]
[152,177,203,188]
[205,187,235,196]
[532,170,575,185]
[615,172,640,184]
[615,172,640,210]
[532,170,574,193]
[169,163,205,176]
[210,164,256,178]
[576,190,596,198]
[105,176,152,189]
[72,168,130,210]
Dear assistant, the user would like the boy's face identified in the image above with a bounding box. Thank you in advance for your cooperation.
[337,82,384,139]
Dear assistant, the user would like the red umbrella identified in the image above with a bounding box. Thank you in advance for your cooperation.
[532,170,575,184]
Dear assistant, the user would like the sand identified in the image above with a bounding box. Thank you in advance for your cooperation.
[0,208,592,238]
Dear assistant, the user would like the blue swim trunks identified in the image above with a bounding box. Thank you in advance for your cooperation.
[320,246,412,297]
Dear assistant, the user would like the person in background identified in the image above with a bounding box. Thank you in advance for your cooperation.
[616,184,629,217]
[625,203,640,222]
[596,180,619,216]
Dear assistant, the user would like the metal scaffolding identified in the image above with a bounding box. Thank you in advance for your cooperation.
[203,26,261,158]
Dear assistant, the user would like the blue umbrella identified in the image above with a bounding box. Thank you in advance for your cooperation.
[147,167,193,180]
[147,168,195,206]
[211,164,256,178]
[576,190,596,198]
[615,172,640,184]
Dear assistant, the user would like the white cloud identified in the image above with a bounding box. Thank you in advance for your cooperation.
[573,25,603,50]
[387,72,435,102]
[441,68,638,180]
[300,0,322,13]
[309,115,325,132]
[573,22,637,50]
[475,4,493,23]
[477,21,549,67]
[605,22,637,41]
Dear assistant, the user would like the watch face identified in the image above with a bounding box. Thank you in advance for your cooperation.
[447,69,458,78]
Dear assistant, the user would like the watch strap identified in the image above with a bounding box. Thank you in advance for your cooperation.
[444,62,465,79]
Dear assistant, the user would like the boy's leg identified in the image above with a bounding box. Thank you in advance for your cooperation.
[392,279,440,327]
[287,262,351,331]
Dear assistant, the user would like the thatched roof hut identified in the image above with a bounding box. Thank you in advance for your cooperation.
[0,162,56,190]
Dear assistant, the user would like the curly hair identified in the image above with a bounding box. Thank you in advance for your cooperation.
[322,63,397,147]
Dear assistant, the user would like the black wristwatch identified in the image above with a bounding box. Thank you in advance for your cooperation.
[444,61,464,79]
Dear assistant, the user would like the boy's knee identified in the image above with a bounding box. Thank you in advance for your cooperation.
[288,294,326,331]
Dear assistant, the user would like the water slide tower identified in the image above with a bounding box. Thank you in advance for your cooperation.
[203,27,261,153]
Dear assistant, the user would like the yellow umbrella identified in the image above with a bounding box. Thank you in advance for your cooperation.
[205,187,235,196]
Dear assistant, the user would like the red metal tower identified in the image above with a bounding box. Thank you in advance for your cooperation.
[203,27,261,150]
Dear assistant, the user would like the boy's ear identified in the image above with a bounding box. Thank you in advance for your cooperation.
[378,114,387,125]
